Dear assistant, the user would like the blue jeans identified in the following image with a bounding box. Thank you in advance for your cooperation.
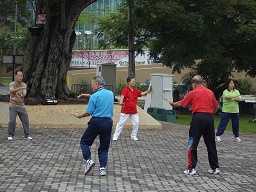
[80,117,113,168]
[216,112,239,137]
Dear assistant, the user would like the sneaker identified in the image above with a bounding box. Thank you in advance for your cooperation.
[184,169,197,176]
[208,168,220,175]
[216,136,222,142]
[26,136,33,140]
[7,136,13,141]
[234,137,241,142]
[84,159,95,175]
[131,136,139,141]
[99,167,107,176]
[184,169,190,175]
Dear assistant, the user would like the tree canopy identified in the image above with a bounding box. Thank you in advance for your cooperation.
[0,0,29,50]
[99,0,256,94]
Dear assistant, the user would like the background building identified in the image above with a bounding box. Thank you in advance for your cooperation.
[74,0,123,50]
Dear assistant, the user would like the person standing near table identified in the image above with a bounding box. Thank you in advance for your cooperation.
[170,75,220,175]
[112,76,151,141]
[74,76,114,176]
[216,79,241,142]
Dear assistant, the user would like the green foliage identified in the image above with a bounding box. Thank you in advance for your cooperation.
[116,82,126,95]
[0,0,30,50]
[0,76,12,86]
[98,5,129,49]
[237,79,252,94]
[135,82,148,92]
[69,91,78,98]
[176,113,256,134]
[80,80,91,93]
[99,0,256,94]
[78,12,100,28]
[0,23,28,49]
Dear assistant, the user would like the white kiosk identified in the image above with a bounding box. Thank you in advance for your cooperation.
[144,73,176,122]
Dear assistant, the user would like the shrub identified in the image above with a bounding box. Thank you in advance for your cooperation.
[116,82,126,95]
[237,79,252,95]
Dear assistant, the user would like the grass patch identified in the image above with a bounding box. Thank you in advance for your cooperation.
[176,113,256,134]
[0,76,12,86]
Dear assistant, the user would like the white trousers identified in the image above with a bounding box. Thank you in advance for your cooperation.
[113,113,139,139]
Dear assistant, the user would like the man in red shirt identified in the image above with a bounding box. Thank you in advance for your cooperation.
[170,75,220,176]
[113,76,151,141]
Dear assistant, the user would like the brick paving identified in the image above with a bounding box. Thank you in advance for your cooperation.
[0,123,255,192]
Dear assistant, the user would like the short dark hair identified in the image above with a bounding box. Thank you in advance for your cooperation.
[15,68,23,75]
[126,76,135,83]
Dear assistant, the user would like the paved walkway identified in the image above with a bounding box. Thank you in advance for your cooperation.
[0,123,255,192]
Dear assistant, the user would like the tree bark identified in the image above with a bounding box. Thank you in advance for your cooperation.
[24,0,96,99]
[128,0,135,78]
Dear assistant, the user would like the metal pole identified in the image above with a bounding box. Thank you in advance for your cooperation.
[128,0,135,78]
[12,0,18,81]
[86,35,90,68]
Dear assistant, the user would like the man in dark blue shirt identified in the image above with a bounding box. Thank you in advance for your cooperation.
[74,76,114,176]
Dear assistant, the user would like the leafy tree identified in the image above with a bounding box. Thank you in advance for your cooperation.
[99,0,256,96]
[0,0,29,50]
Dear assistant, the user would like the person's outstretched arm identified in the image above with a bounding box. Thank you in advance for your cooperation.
[141,83,152,96]
[72,112,90,119]
[77,93,90,99]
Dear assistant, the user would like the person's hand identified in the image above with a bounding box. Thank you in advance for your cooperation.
[72,112,81,119]
[231,96,241,102]
[13,87,26,92]
[225,96,233,100]
[16,87,25,90]
[169,101,174,106]
[147,83,152,92]
[77,93,90,99]
[16,92,23,97]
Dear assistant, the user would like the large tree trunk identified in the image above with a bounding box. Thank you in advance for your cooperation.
[128,0,135,78]
[24,0,96,99]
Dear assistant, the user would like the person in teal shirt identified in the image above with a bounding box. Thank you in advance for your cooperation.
[216,79,241,142]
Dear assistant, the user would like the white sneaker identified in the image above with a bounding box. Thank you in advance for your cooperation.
[189,169,197,175]
[26,136,33,140]
[208,168,220,175]
[184,169,190,175]
[184,169,197,176]
[7,136,13,141]
[216,136,222,142]
[99,167,106,176]
[234,137,241,142]
[131,136,139,141]
[84,159,95,175]
[112,137,118,141]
